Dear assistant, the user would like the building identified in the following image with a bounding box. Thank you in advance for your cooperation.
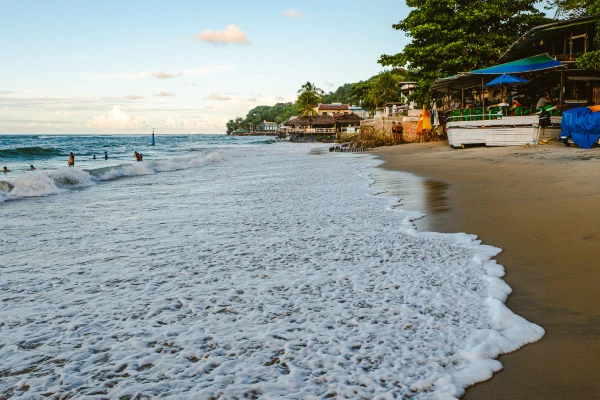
[374,102,407,118]
[284,115,336,142]
[334,113,363,138]
[316,103,350,116]
[258,121,278,135]
[349,105,370,119]
[399,82,417,109]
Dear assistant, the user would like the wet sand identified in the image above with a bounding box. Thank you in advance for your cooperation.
[374,142,600,399]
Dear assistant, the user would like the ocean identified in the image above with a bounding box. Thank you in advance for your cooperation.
[0,135,543,399]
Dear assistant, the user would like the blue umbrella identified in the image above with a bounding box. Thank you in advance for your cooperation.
[485,73,530,87]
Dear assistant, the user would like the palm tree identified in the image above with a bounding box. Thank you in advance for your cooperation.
[297,82,324,96]
[297,91,320,116]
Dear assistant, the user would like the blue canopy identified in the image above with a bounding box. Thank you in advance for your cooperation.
[471,54,562,74]
[484,74,530,87]
[560,107,600,149]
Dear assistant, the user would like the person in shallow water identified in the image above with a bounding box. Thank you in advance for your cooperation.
[68,152,74,167]
[30,165,36,171]
[93,155,96,160]
[104,151,108,160]
[3,166,9,173]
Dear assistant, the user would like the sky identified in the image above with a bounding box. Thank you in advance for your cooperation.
[0,0,411,134]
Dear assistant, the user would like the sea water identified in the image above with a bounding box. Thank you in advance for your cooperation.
[0,135,543,399]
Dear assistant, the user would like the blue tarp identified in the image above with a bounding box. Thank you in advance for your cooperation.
[560,107,600,149]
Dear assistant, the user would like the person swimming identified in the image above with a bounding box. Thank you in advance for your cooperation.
[68,152,75,167]
[3,166,9,173]
[30,165,36,171]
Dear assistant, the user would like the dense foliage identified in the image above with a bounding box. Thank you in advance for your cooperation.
[379,0,550,105]
[226,103,298,134]
[552,0,600,17]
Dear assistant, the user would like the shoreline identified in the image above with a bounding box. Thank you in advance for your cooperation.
[373,142,600,399]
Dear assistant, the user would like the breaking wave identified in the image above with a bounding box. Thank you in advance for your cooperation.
[0,151,223,202]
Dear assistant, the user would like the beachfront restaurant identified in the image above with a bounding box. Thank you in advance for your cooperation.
[285,115,337,142]
[431,15,600,148]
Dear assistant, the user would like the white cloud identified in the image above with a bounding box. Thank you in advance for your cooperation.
[247,98,257,102]
[89,65,233,80]
[153,91,177,97]
[124,94,144,100]
[195,24,251,45]
[152,71,184,79]
[86,105,149,129]
[207,93,231,101]
[283,9,308,18]
[275,96,285,101]
[204,106,214,109]
[324,80,335,88]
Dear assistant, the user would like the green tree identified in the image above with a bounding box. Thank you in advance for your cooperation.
[551,0,600,17]
[297,91,321,116]
[298,82,324,96]
[380,0,550,105]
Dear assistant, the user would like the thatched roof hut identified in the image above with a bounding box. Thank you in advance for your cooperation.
[333,113,363,124]
[285,115,336,127]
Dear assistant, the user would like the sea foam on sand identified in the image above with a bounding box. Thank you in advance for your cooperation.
[0,144,543,399]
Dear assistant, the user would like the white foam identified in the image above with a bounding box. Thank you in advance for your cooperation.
[0,144,544,399]
[0,152,223,201]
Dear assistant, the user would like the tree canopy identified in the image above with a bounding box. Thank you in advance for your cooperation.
[379,0,550,105]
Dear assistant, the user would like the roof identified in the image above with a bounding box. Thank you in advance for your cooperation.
[333,113,363,123]
[318,103,349,110]
[285,115,336,126]
[470,54,562,74]
[430,54,562,93]
[499,15,600,63]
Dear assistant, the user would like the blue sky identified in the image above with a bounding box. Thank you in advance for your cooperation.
[0,0,410,134]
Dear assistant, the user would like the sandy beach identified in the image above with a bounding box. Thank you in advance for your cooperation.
[375,142,600,399]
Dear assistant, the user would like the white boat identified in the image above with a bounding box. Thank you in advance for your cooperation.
[447,115,561,148]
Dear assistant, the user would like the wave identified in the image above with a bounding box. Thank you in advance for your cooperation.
[0,146,64,159]
[0,151,223,202]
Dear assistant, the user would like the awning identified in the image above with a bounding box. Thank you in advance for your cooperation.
[470,54,562,74]
[431,54,561,93]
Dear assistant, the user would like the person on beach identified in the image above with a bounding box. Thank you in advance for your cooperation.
[3,166,9,173]
[29,165,36,171]
[68,152,75,167]
[104,151,108,160]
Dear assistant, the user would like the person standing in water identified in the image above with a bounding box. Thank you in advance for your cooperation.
[93,155,96,160]
[104,151,108,160]
[68,152,75,167]
[3,166,9,173]
[30,165,36,171]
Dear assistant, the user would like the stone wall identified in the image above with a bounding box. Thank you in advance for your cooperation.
[359,111,446,144]
[359,116,419,143]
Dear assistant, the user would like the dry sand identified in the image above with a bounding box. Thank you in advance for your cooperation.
[374,142,600,399]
